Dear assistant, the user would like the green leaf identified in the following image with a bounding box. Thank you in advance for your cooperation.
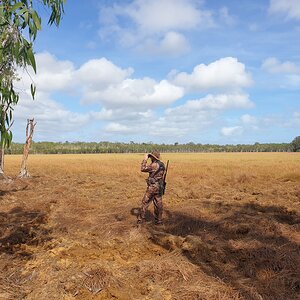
[24,11,29,24]
[9,131,13,143]
[27,47,36,73]
[32,11,41,30]
[30,83,36,99]
[11,2,24,11]
[17,7,27,16]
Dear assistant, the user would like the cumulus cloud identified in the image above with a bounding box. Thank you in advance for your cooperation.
[99,0,214,56]
[13,52,186,140]
[17,52,184,110]
[81,77,184,108]
[123,0,214,33]
[99,92,254,139]
[150,115,200,137]
[269,0,300,20]
[147,93,254,139]
[166,93,254,116]
[240,114,258,125]
[105,122,137,134]
[76,58,133,89]
[91,108,154,122]
[262,57,300,74]
[221,126,243,137]
[12,91,91,141]
[172,57,253,92]
[14,53,91,141]
[17,52,75,93]
[137,31,190,56]
[13,52,255,142]
[262,57,300,89]
[166,94,254,120]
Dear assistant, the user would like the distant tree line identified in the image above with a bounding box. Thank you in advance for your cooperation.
[5,140,298,155]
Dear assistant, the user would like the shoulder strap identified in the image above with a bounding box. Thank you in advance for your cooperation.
[151,160,165,178]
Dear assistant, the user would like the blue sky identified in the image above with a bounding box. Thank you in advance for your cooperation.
[13,0,300,144]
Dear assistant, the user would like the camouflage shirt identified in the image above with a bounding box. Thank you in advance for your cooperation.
[141,159,165,182]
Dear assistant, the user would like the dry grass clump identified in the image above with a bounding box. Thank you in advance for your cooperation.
[130,251,242,300]
[81,267,112,295]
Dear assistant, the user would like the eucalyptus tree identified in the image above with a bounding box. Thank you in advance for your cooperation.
[0,0,65,177]
[291,136,300,152]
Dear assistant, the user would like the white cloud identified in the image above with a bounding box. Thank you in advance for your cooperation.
[81,77,184,108]
[262,57,300,74]
[18,53,184,110]
[91,108,154,122]
[269,0,300,20]
[12,91,90,141]
[99,0,214,56]
[76,58,134,89]
[172,57,253,92]
[221,126,243,137]
[13,53,90,140]
[158,31,190,55]
[137,31,190,56]
[150,117,195,137]
[13,52,187,141]
[240,114,258,125]
[100,92,254,140]
[147,93,253,139]
[166,93,254,116]
[124,0,214,33]
[13,52,256,143]
[262,57,300,89]
[105,122,136,134]
[240,114,259,130]
[17,52,75,93]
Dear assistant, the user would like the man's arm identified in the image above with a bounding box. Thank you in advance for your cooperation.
[141,154,157,173]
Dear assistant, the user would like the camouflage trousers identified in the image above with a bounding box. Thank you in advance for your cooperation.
[138,183,163,223]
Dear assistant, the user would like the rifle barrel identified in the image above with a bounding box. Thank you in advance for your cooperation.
[164,160,169,181]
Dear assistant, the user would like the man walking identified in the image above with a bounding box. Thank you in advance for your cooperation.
[137,150,165,225]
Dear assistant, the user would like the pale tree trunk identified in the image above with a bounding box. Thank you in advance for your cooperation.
[0,147,11,182]
[0,106,7,180]
[0,147,5,179]
[18,119,36,178]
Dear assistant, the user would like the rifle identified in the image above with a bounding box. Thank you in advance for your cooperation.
[162,160,169,195]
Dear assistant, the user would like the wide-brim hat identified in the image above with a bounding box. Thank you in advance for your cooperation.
[149,150,160,160]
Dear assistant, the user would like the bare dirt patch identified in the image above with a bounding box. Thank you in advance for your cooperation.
[0,153,299,299]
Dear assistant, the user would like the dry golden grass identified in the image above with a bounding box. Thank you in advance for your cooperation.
[0,153,299,300]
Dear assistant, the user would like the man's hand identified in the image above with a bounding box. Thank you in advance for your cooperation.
[144,153,149,160]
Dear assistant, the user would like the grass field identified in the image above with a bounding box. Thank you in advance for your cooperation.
[0,153,299,299]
